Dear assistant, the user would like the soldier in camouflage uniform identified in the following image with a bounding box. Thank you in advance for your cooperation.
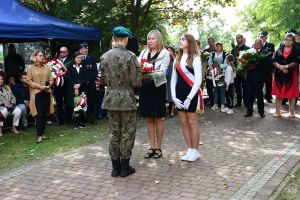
[100,26,142,177]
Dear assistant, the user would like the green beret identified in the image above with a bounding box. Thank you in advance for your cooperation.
[112,26,132,38]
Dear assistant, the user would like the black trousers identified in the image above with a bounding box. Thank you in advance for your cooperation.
[35,92,50,136]
[74,110,85,127]
[86,84,96,123]
[234,74,247,106]
[206,79,214,107]
[264,72,273,101]
[54,85,69,123]
[225,83,234,109]
[246,81,264,114]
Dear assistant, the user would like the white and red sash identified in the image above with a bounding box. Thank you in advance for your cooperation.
[176,64,204,114]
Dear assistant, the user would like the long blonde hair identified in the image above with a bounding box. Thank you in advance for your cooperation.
[147,30,164,52]
[175,34,199,68]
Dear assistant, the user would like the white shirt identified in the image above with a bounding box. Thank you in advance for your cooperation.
[170,52,202,100]
[225,64,234,85]
[73,64,82,73]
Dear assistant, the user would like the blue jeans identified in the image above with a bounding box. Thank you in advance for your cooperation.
[214,86,225,106]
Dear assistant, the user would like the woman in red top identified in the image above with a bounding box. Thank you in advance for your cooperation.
[272,33,299,117]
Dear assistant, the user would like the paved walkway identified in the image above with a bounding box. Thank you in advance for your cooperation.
[0,104,299,200]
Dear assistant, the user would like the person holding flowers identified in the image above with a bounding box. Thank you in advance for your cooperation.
[207,42,228,112]
[243,39,272,118]
[171,33,203,162]
[138,30,170,159]
[67,52,88,129]
[272,33,300,118]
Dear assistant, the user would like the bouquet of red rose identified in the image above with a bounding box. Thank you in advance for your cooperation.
[236,49,268,73]
[140,58,154,74]
[45,58,67,86]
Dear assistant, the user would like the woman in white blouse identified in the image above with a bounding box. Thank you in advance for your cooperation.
[171,34,203,162]
[138,30,170,159]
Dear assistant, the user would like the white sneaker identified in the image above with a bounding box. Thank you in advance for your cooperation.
[227,109,234,115]
[181,148,192,161]
[211,105,218,110]
[186,149,200,162]
[221,107,228,113]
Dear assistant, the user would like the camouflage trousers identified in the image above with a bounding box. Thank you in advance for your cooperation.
[107,110,137,160]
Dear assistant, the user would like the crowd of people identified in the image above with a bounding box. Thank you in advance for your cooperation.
[0,26,299,177]
[101,26,299,177]
[0,43,103,141]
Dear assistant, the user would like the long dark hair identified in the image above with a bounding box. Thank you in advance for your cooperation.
[175,34,199,68]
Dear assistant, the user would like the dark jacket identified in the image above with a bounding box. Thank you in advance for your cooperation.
[4,53,25,80]
[12,83,30,105]
[245,49,272,82]
[66,65,88,105]
[82,55,97,85]
[273,44,300,85]
[261,42,275,72]
[60,57,72,66]
[262,42,275,53]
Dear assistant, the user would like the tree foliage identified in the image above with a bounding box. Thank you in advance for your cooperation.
[21,0,236,54]
[237,0,300,45]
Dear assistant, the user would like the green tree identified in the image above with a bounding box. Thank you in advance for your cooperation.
[21,0,236,54]
[237,0,300,45]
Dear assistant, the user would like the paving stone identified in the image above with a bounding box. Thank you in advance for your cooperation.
[0,104,299,200]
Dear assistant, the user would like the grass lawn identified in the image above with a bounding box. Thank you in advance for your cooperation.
[277,166,300,200]
[0,120,108,173]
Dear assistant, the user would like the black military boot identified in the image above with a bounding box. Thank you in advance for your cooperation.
[111,159,121,177]
[120,158,135,177]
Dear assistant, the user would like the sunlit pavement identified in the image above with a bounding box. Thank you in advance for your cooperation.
[0,102,299,200]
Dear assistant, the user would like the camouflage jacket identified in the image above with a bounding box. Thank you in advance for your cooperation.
[100,45,142,111]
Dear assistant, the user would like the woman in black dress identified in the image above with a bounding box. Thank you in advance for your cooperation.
[171,34,203,162]
[138,30,170,159]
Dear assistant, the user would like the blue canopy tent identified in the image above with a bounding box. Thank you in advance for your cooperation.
[0,0,101,42]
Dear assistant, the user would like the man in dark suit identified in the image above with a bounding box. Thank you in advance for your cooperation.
[259,31,275,103]
[55,46,72,125]
[79,43,98,124]
[231,34,250,107]
[244,39,272,118]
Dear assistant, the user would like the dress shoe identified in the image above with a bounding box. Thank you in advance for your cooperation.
[266,99,272,103]
[259,113,265,118]
[244,113,253,117]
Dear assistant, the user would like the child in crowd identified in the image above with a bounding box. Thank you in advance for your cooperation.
[209,60,227,112]
[207,42,228,112]
[223,54,235,114]
[73,92,87,129]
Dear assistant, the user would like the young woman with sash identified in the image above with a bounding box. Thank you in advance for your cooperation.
[138,30,170,159]
[171,34,203,162]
